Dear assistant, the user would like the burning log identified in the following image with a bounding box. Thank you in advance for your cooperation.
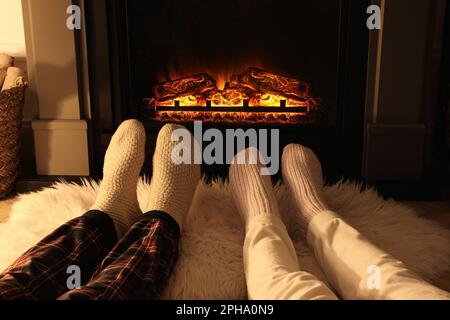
[205,84,250,106]
[152,73,216,102]
[233,67,311,101]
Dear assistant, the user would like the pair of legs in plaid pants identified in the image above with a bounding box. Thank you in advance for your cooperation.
[0,121,199,300]
[0,210,179,299]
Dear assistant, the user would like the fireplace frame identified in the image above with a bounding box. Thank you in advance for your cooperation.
[82,0,371,179]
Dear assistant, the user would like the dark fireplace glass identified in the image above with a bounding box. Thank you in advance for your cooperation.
[127,0,341,125]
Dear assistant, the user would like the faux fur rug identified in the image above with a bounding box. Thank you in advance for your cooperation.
[0,179,449,299]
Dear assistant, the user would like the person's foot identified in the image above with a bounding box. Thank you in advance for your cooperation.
[91,119,146,237]
[229,147,280,229]
[281,144,329,237]
[145,124,201,229]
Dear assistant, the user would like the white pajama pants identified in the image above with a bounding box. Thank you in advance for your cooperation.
[243,211,450,300]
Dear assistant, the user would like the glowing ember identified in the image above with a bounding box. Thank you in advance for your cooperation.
[253,93,308,107]
[152,110,310,125]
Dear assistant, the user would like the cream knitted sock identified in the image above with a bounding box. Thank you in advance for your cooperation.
[282,144,329,236]
[145,124,201,229]
[91,119,146,237]
[229,147,280,228]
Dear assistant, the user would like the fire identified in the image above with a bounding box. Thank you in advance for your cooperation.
[147,67,320,124]
[215,73,231,91]
[254,93,308,107]
[157,96,200,107]
[207,86,250,107]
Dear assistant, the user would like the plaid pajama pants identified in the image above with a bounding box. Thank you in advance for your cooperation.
[0,210,180,300]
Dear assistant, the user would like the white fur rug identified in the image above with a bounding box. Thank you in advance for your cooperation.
[0,179,449,299]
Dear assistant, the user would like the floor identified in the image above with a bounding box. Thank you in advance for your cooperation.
[1,193,450,293]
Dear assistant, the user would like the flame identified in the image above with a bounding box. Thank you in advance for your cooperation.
[215,73,229,91]
[159,60,263,89]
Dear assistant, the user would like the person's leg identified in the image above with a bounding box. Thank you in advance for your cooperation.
[229,147,338,300]
[0,120,146,300]
[59,124,200,300]
[0,211,117,300]
[282,143,450,300]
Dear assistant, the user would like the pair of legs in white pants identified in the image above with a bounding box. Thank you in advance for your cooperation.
[229,145,450,300]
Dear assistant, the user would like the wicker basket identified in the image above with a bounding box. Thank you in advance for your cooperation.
[0,79,27,198]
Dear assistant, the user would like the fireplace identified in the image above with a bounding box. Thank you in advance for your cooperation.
[83,0,370,180]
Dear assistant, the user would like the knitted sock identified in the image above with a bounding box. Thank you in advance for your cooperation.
[145,124,201,229]
[229,147,280,228]
[91,119,146,237]
[282,144,329,237]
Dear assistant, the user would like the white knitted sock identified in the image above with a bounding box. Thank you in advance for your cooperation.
[91,119,146,237]
[282,144,329,236]
[229,147,280,228]
[145,124,201,229]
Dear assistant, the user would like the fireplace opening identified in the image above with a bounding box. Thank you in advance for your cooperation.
[85,0,370,180]
[147,67,322,124]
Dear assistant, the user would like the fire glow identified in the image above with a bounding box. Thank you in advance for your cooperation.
[146,67,320,124]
